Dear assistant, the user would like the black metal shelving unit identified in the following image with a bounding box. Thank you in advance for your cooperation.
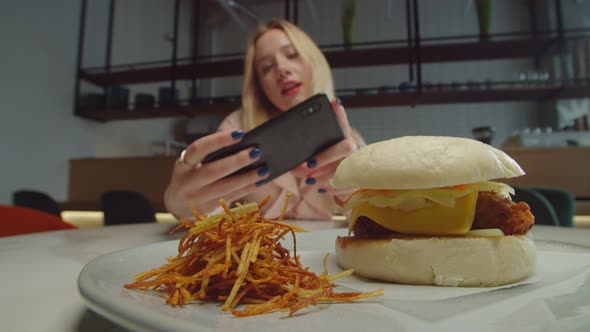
[74,0,590,122]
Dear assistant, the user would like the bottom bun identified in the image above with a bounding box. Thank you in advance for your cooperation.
[335,235,536,287]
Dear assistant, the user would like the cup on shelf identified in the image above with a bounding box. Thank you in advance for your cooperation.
[466,80,484,90]
[423,81,435,91]
[450,81,466,90]
[398,81,417,93]
[106,86,130,110]
[472,126,496,145]
[378,86,397,94]
[520,127,543,147]
[514,70,551,87]
[158,87,179,107]
[79,93,105,111]
[537,71,550,83]
[134,93,155,109]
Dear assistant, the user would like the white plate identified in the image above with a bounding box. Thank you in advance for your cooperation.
[78,229,590,332]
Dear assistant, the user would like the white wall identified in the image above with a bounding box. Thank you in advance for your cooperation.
[560,0,590,29]
[0,0,93,204]
[0,0,190,204]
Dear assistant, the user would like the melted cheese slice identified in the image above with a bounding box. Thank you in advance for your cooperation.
[350,191,479,235]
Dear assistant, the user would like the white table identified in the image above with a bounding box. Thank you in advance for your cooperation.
[2,223,590,332]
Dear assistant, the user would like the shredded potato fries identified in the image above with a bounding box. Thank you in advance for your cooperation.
[124,197,383,317]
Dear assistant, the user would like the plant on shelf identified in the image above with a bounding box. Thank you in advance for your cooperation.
[341,0,356,50]
[475,0,492,42]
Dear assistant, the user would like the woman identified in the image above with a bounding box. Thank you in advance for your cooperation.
[164,18,364,220]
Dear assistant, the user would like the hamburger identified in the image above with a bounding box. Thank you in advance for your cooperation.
[331,136,536,287]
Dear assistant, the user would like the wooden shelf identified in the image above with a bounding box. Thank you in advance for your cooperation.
[340,86,561,107]
[76,85,590,122]
[79,59,244,87]
[79,38,560,87]
[557,84,590,99]
[419,38,558,63]
[328,38,558,67]
[77,102,237,122]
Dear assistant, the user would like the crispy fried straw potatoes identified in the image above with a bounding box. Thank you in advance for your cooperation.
[124,196,383,317]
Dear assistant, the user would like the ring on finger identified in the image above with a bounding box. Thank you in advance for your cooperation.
[177,149,194,167]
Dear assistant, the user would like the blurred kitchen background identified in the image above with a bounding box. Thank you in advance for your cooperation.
[1,0,589,224]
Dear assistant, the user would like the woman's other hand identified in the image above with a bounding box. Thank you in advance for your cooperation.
[164,130,270,219]
[292,99,360,190]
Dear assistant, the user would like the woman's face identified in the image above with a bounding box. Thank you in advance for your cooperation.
[254,28,313,112]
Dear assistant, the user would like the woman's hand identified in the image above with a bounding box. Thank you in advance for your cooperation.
[292,99,360,192]
[164,130,270,219]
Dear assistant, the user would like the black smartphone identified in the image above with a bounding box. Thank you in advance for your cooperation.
[202,93,344,183]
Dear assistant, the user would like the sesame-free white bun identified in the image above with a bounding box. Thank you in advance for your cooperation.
[335,235,536,287]
[332,136,524,190]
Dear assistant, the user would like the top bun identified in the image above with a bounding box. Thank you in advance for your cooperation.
[332,136,524,190]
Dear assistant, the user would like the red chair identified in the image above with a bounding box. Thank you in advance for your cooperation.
[0,205,77,237]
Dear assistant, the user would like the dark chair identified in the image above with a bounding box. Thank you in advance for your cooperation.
[100,190,157,226]
[512,187,562,227]
[13,190,62,217]
[0,205,76,237]
[530,187,575,227]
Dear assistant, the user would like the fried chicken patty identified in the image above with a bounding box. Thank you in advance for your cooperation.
[352,191,535,238]
[472,191,535,235]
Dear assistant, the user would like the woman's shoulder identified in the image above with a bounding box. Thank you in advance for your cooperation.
[218,109,244,131]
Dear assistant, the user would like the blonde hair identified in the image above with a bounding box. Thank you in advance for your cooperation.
[241,18,335,131]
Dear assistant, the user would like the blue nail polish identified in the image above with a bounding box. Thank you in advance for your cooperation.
[305,178,316,185]
[337,97,342,106]
[256,180,267,187]
[249,148,261,159]
[231,130,244,139]
[307,159,318,168]
[318,188,327,194]
[257,167,269,176]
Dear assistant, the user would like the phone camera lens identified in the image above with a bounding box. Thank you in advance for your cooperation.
[309,103,320,114]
